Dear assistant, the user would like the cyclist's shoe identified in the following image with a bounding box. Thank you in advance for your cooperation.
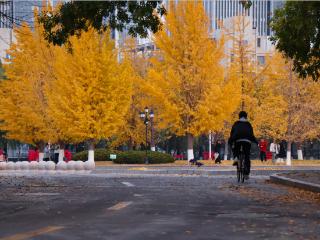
[232,159,238,166]
[244,174,250,180]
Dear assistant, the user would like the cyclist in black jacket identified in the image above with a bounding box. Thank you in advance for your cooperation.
[228,111,258,179]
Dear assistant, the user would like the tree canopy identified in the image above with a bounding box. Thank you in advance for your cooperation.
[39,1,166,45]
[145,1,241,160]
[270,1,320,80]
[0,17,56,148]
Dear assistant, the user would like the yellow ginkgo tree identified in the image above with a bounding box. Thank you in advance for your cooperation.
[110,39,150,150]
[48,28,133,162]
[145,1,241,160]
[0,9,56,161]
[263,52,320,164]
[224,15,265,130]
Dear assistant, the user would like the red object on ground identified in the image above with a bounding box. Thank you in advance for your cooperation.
[259,140,267,152]
[64,149,72,162]
[28,149,37,161]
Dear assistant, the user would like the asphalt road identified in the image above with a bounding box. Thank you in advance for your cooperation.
[0,171,319,240]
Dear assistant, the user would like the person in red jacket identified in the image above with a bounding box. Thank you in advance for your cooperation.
[0,148,4,161]
[28,148,37,162]
[258,139,267,162]
[64,149,72,162]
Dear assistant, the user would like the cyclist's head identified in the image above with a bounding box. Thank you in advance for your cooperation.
[239,111,248,119]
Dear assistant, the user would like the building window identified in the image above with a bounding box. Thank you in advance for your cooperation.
[257,56,265,65]
[257,38,261,48]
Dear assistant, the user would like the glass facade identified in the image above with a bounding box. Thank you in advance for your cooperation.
[203,0,284,36]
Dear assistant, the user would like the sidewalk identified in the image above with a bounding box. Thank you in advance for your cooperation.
[270,171,320,193]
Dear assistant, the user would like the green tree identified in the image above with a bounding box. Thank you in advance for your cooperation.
[39,1,166,45]
[270,1,320,80]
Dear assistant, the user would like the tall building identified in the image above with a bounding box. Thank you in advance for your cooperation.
[0,0,14,61]
[0,0,59,60]
[204,0,284,37]
[136,0,284,56]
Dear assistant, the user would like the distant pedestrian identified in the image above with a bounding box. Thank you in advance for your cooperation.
[0,148,4,161]
[219,140,225,161]
[28,147,37,162]
[258,138,267,162]
[54,146,59,163]
[270,140,279,163]
[199,146,204,160]
[278,140,286,162]
[214,140,222,164]
[64,149,72,162]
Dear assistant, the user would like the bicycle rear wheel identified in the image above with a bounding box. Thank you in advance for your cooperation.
[237,161,241,182]
[239,153,245,183]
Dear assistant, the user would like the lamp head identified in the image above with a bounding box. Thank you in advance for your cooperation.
[150,110,154,118]
[139,112,145,119]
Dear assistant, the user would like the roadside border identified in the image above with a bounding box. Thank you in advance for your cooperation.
[270,174,320,193]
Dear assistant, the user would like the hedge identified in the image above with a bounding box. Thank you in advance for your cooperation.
[73,148,120,161]
[113,151,174,164]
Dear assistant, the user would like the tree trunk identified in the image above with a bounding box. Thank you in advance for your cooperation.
[58,141,65,162]
[187,133,194,161]
[297,142,303,160]
[37,142,45,162]
[208,131,212,160]
[128,138,133,151]
[224,140,228,160]
[88,140,95,163]
[286,141,292,166]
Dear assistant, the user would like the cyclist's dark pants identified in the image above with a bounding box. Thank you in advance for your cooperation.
[234,141,251,175]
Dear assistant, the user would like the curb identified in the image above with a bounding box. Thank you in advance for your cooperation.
[270,174,320,193]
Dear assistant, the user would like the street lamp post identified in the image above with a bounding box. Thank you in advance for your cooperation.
[139,107,154,164]
[150,110,155,151]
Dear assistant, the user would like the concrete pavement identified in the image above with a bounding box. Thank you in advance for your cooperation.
[0,169,319,239]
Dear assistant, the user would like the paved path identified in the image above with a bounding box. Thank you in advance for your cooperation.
[93,165,320,176]
[0,171,319,239]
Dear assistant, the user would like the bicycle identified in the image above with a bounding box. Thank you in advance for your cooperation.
[237,144,246,183]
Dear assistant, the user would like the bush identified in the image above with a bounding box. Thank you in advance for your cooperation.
[73,148,120,161]
[113,151,174,164]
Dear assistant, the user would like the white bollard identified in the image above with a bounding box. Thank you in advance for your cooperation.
[57,161,67,171]
[84,161,95,170]
[75,161,84,170]
[21,161,29,170]
[0,162,6,170]
[6,162,15,170]
[38,161,46,170]
[45,161,56,171]
[29,161,38,170]
[67,160,76,170]
[14,162,22,170]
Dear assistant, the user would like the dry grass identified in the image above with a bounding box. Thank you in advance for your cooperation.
[95,159,320,167]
